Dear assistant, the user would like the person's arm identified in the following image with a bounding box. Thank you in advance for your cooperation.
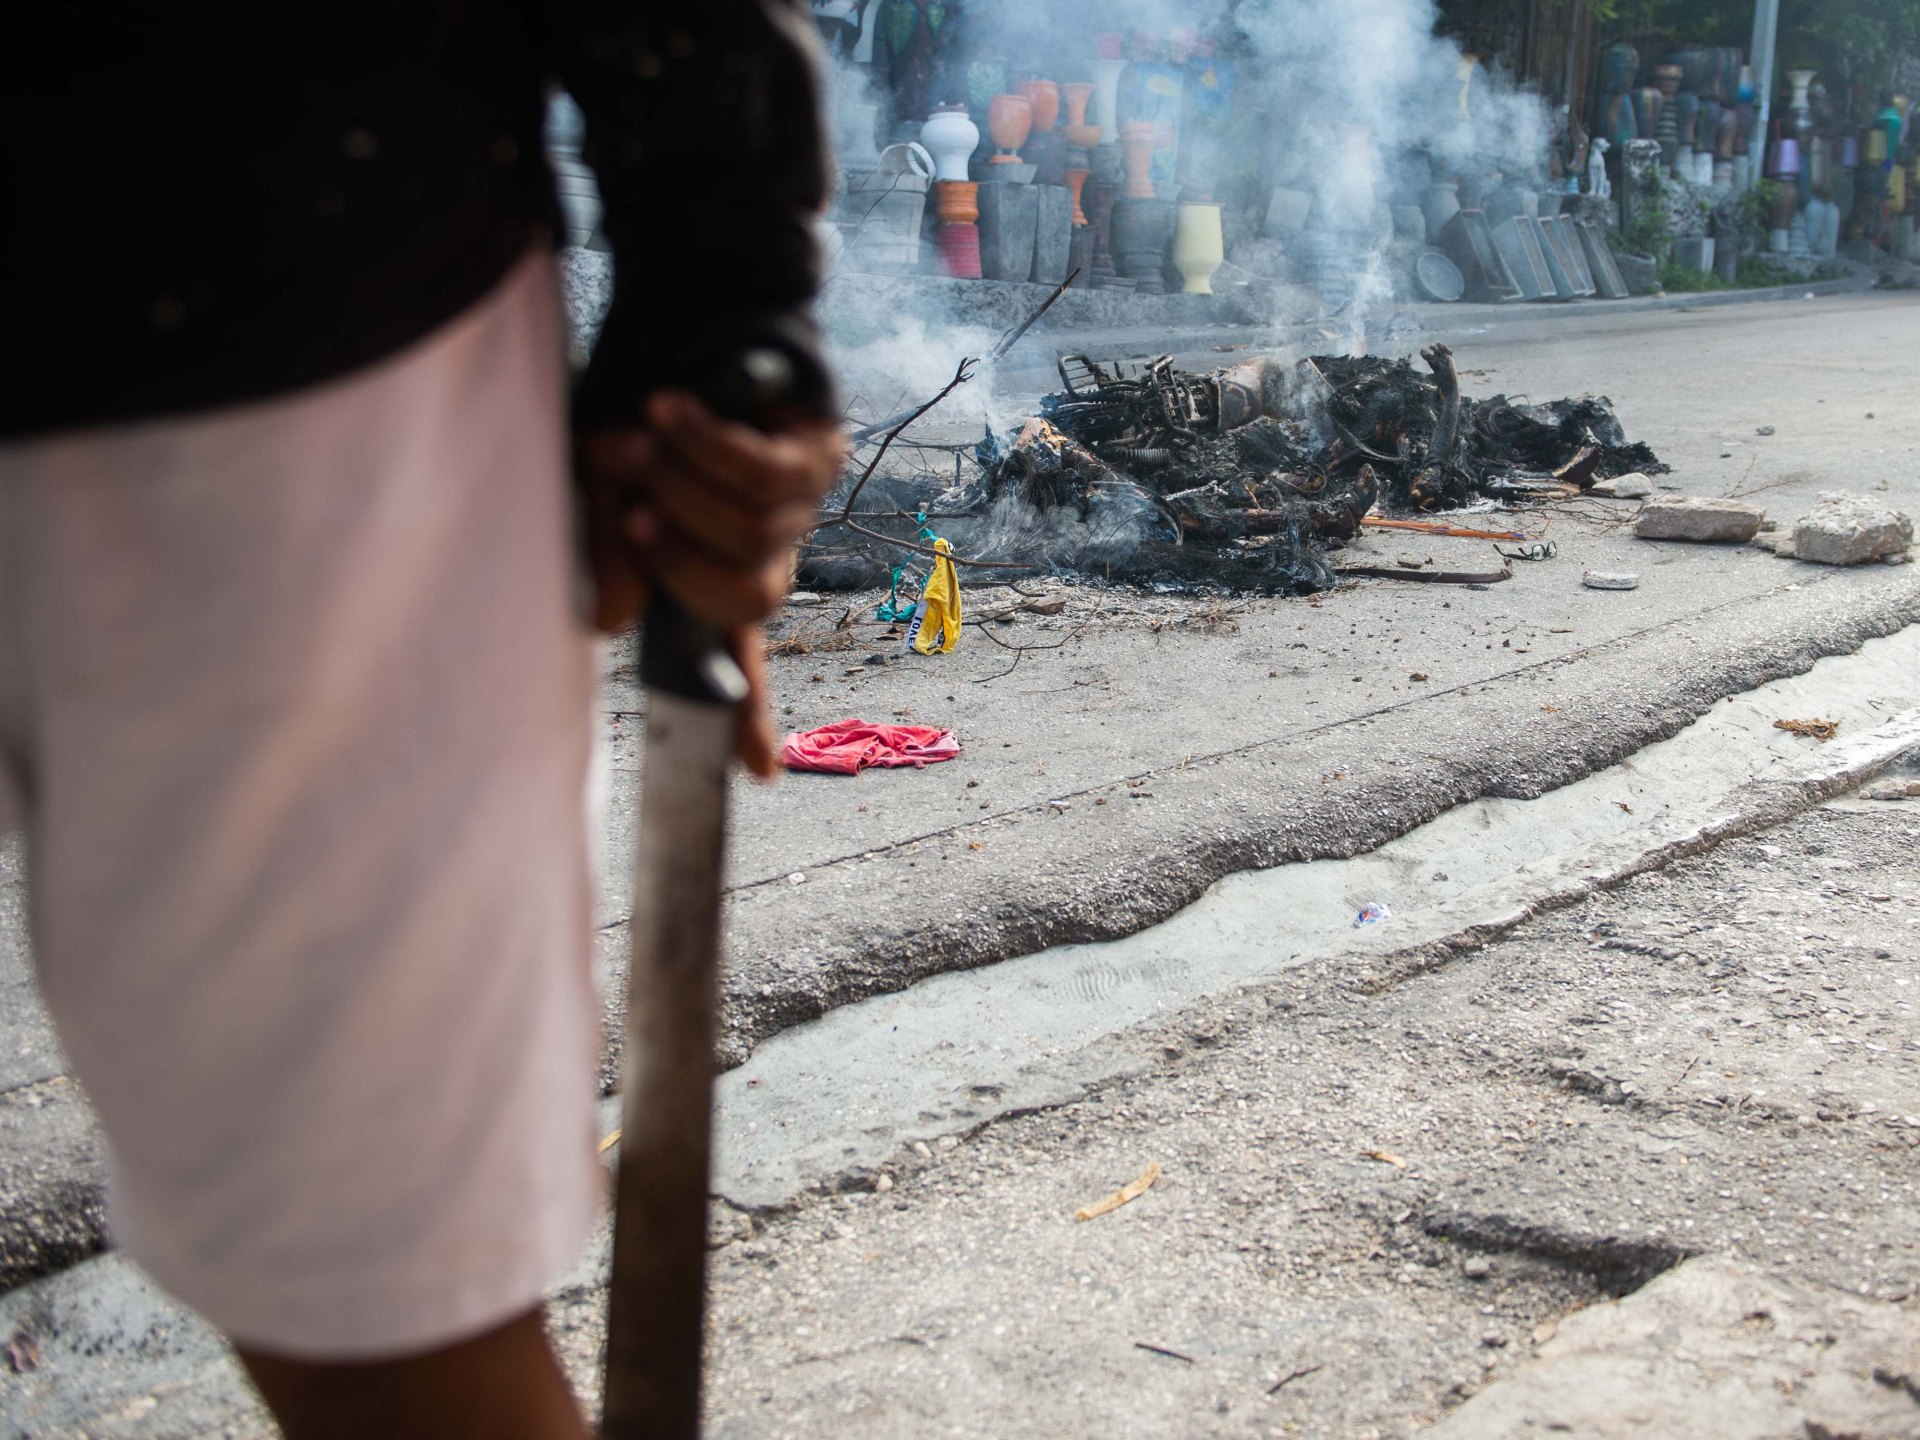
[550,0,837,426]
[551,0,844,776]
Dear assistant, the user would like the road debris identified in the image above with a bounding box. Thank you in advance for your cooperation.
[1074,1161,1162,1221]
[1363,1148,1410,1170]
[1590,472,1655,499]
[6,1329,39,1374]
[781,720,960,775]
[1132,1340,1196,1364]
[1775,717,1840,742]
[1634,496,1767,544]
[1267,1364,1324,1395]
[1583,570,1640,590]
[1355,901,1393,927]
[808,344,1662,597]
[1789,493,1914,566]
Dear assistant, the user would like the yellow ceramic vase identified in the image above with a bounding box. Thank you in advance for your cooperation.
[1170,202,1224,294]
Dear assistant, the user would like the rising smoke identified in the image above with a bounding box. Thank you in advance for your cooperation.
[819,0,1551,384]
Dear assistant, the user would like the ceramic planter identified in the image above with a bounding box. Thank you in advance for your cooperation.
[1108,195,1175,292]
[1061,83,1100,150]
[842,143,932,269]
[1119,122,1157,198]
[920,106,980,183]
[1170,202,1223,293]
[933,180,982,278]
[1017,80,1061,134]
[987,94,1033,166]
[1065,165,1091,225]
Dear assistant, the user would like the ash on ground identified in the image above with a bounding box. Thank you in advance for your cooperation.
[804,343,1663,596]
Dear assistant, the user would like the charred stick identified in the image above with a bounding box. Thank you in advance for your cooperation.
[1420,343,1463,470]
[835,357,979,517]
[987,267,1082,363]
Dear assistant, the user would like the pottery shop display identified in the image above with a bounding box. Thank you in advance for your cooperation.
[920,106,980,182]
[976,181,1040,280]
[1061,83,1100,150]
[1031,184,1073,284]
[1018,80,1066,187]
[933,179,982,278]
[1169,202,1223,293]
[987,93,1033,167]
[1786,70,1817,199]
[840,142,933,269]
[1108,195,1175,292]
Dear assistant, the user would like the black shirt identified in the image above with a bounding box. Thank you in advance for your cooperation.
[3,0,834,440]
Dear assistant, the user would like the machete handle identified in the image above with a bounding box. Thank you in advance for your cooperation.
[637,348,795,707]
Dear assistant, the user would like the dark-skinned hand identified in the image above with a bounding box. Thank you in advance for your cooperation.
[578,390,844,779]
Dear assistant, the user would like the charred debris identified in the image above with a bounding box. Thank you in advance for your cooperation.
[803,343,1663,596]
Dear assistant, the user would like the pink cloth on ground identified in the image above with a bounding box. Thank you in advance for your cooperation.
[781,719,961,775]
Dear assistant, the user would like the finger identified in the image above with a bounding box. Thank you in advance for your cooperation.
[641,466,820,568]
[649,548,794,630]
[730,628,779,780]
[647,392,840,505]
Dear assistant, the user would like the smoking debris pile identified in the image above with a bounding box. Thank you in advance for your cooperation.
[802,343,1663,595]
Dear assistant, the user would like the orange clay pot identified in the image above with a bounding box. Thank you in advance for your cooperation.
[1061,82,1099,148]
[934,179,980,225]
[1017,79,1061,133]
[1066,166,1091,224]
[987,93,1033,164]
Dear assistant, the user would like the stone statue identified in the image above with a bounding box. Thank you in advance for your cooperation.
[1588,136,1612,200]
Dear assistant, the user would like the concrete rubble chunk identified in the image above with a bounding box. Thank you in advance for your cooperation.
[1635,496,1766,544]
[1791,492,1915,566]
[1590,472,1654,499]
[1422,1257,1920,1439]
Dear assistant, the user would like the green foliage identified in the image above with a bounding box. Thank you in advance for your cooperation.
[1622,186,1673,262]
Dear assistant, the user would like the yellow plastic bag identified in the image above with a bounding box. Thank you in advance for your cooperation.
[908,537,963,654]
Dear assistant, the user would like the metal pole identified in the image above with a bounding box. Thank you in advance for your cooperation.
[1749,0,1781,189]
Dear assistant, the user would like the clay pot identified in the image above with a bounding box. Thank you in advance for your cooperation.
[934,179,980,225]
[1170,202,1223,293]
[987,93,1033,165]
[1423,180,1461,244]
[1119,122,1157,198]
[920,106,980,183]
[1061,82,1100,149]
[1653,63,1682,101]
[1017,80,1061,133]
[1065,165,1091,225]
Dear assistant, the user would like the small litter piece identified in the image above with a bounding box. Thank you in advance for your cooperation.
[1362,1148,1409,1170]
[1775,717,1839,742]
[1583,570,1639,590]
[1354,900,1393,927]
[6,1330,39,1375]
[782,719,960,774]
[1075,1161,1161,1221]
[597,1128,621,1156]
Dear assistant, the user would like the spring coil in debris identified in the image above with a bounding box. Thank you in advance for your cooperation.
[1099,446,1172,467]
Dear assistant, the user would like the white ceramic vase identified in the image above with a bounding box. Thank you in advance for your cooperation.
[919,106,980,183]
[1089,58,1126,145]
[1171,203,1224,294]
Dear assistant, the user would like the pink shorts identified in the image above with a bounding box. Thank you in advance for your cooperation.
[0,250,605,1358]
